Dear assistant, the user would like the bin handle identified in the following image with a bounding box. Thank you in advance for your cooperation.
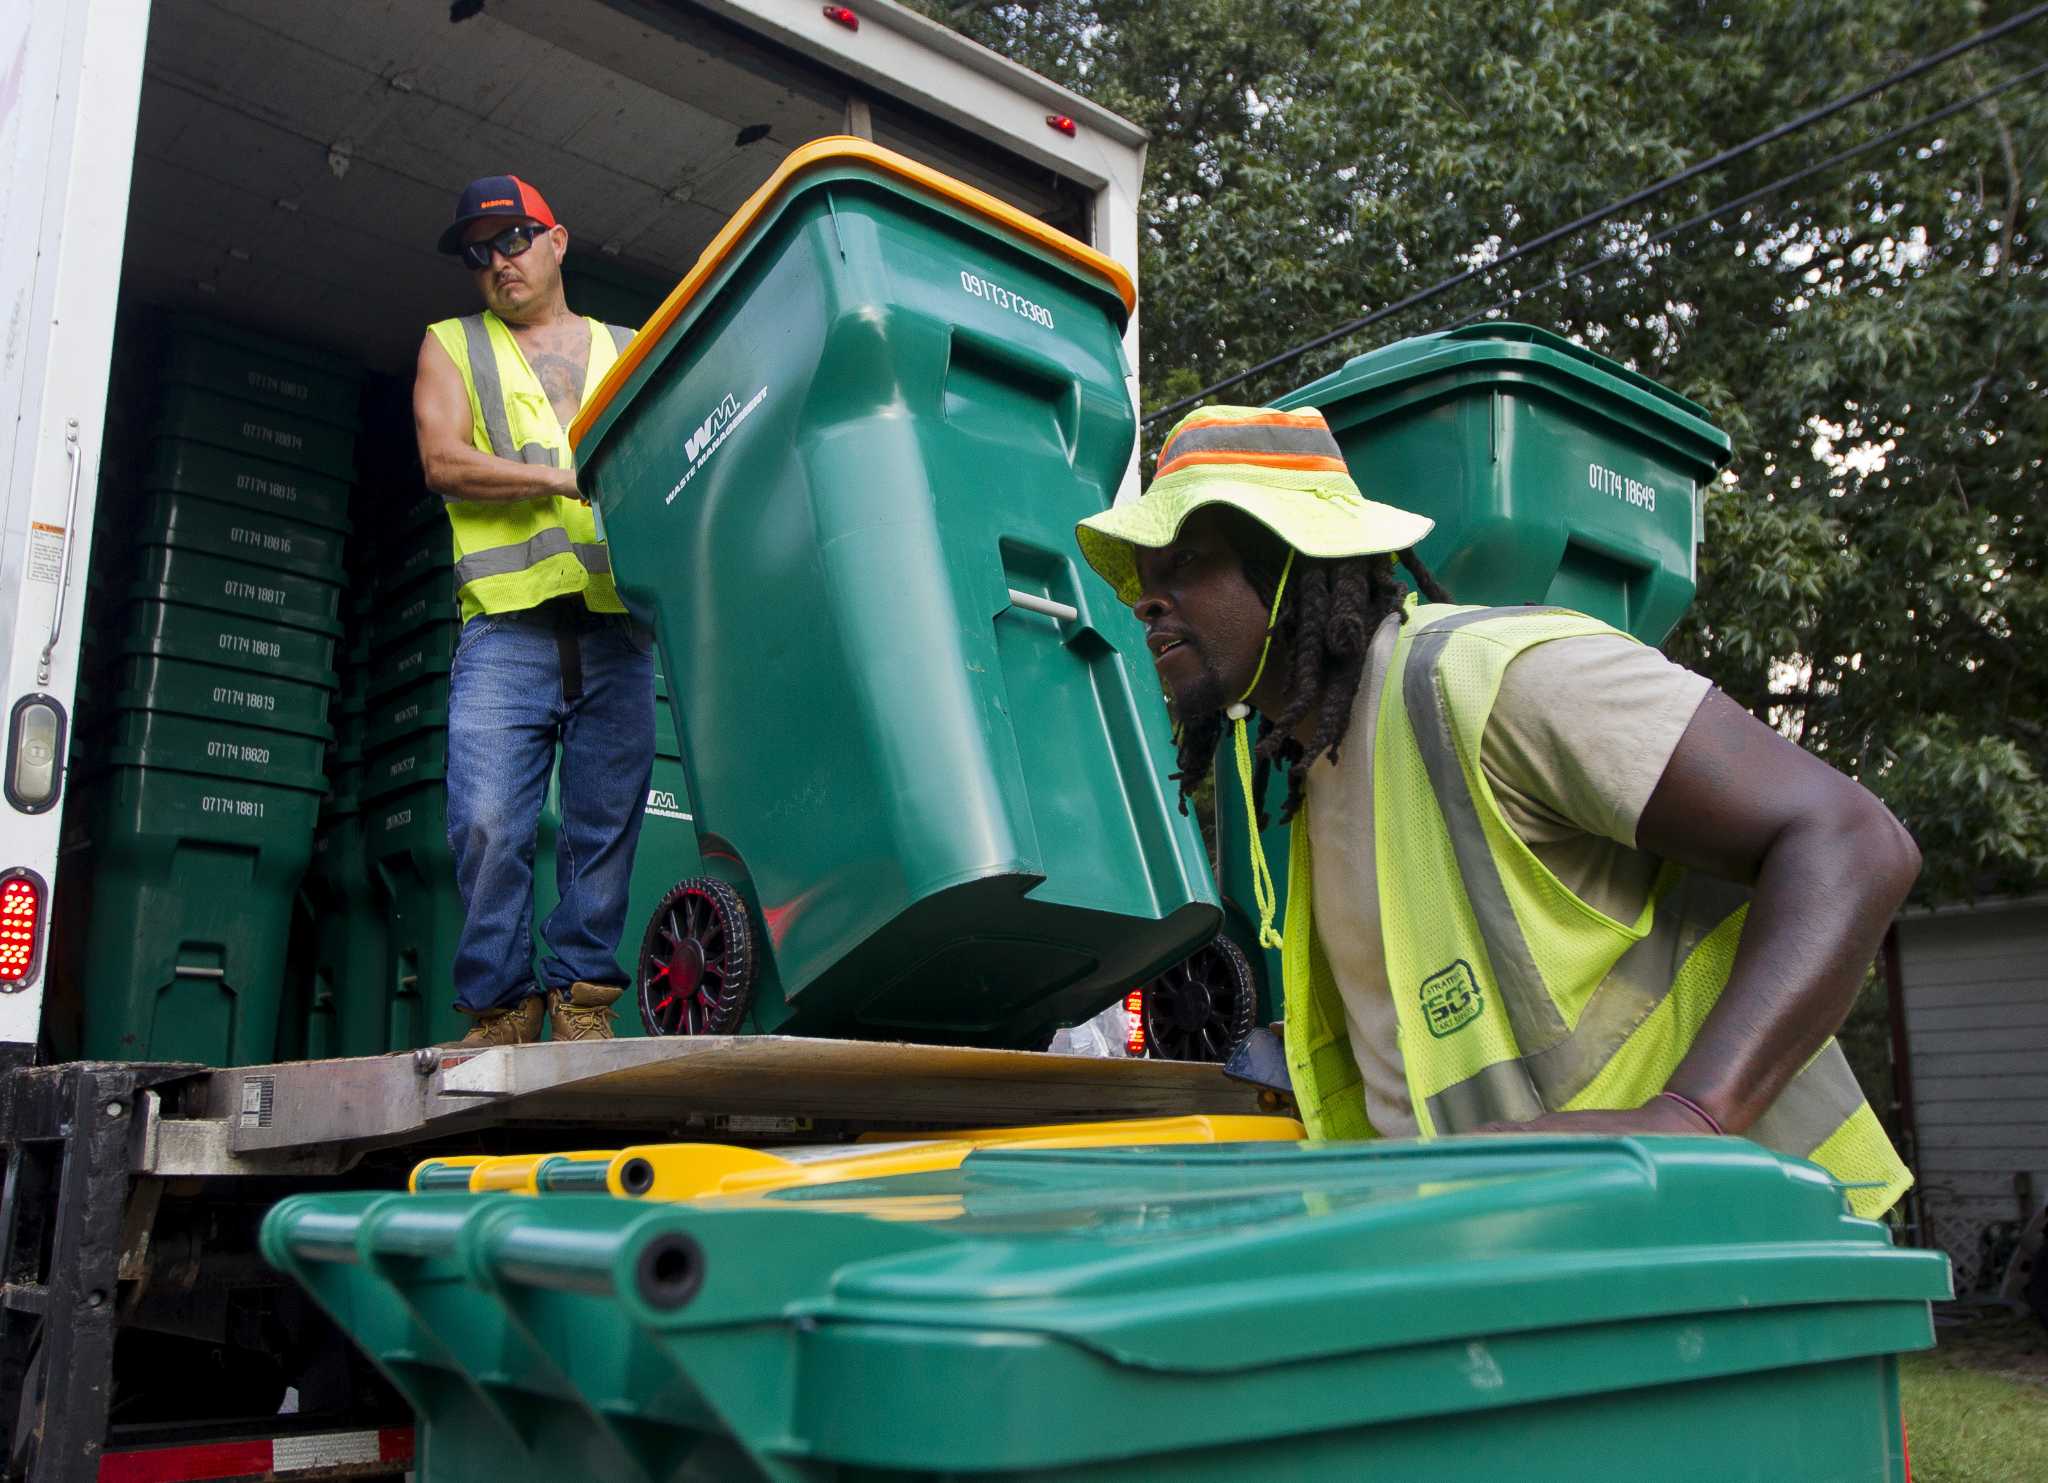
[1007,588,1078,624]
[35,420,82,687]
[174,966,227,980]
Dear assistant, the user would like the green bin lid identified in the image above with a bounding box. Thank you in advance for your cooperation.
[263,1136,1948,1480]
[1278,322,1732,476]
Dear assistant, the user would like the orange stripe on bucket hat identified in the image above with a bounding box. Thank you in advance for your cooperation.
[1155,408,1351,480]
[1073,403,1435,607]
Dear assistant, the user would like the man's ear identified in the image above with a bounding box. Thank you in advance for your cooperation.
[550,223,569,264]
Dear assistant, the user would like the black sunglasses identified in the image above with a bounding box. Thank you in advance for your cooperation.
[460,223,546,271]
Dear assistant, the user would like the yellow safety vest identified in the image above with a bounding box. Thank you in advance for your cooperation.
[1280,601,1912,1219]
[425,311,631,620]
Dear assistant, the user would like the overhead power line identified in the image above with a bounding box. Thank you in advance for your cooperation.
[1141,3,2048,427]
[1452,60,2048,330]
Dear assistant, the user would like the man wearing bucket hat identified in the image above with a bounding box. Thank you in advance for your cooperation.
[1077,405,1917,1217]
[413,174,653,1046]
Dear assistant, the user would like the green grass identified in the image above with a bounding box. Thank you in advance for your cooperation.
[1900,1352,2048,1483]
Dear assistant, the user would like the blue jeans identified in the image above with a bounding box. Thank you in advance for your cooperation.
[445,609,655,1012]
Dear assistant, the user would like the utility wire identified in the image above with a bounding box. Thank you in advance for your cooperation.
[1451,60,2048,330]
[1141,3,2048,427]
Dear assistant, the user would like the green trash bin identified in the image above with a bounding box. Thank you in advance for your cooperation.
[108,654,335,738]
[92,708,330,784]
[368,624,457,704]
[1203,327,1740,981]
[161,315,364,428]
[365,681,450,755]
[77,749,326,1064]
[575,137,1216,1046]
[152,384,359,482]
[301,796,391,1058]
[131,545,346,627]
[362,727,469,1049]
[146,436,354,532]
[134,488,351,581]
[373,569,460,651]
[382,522,453,597]
[264,1135,1949,1482]
[1272,323,1733,645]
[120,595,341,689]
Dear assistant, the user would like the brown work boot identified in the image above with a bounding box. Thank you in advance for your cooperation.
[550,981,623,1041]
[442,994,544,1048]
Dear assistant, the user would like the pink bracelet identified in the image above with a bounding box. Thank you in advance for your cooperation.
[1658,1090,1725,1136]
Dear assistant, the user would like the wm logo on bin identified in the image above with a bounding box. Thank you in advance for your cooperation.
[1420,960,1484,1038]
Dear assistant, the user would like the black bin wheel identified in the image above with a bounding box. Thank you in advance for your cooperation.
[1141,935,1257,1063]
[638,877,758,1036]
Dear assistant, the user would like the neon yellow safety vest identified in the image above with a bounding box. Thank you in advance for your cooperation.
[425,310,632,621]
[1280,602,1912,1220]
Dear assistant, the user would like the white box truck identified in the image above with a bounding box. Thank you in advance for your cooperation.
[0,6,1260,1477]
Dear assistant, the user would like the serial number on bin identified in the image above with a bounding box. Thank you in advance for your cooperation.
[206,740,272,764]
[1588,462,1658,512]
[201,795,266,818]
[212,686,277,712]
[960,270,1055,330]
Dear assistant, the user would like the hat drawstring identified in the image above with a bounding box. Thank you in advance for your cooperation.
[1226,550,1293,952]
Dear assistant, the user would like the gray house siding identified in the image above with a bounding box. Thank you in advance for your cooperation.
[1896,901,2048,1292]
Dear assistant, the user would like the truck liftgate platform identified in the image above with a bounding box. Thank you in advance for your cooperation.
[0,1041,1268,1483]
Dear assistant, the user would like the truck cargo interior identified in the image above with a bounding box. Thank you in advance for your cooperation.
[123,0,1092,369]
[40,0,1123,1061]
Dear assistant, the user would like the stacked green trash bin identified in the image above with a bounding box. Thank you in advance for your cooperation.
[292,593,388,1059]
[364,493,465,1049]
[264,1135,1948,1481]
[1207,323,1736,1015]
[574,137,1216,1048]
[75,320,360,1065]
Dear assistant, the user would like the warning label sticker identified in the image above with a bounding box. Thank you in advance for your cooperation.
[27,523,64,584]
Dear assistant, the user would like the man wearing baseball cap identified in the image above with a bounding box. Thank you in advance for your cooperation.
[1076,404,1917,1218]
[412,174,653,1047]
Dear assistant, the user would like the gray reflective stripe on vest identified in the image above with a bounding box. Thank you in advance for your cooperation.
[1745,1039,1867,1160]
[1519,869,1749,1106]
[1426,1058,1544,1130]
[1406,607,1753,1133]
[453,528,612,590]
[1404,608,1576,1063]
[459,314,560,468]
[1162,420,1345,463]
[606,323,634,353]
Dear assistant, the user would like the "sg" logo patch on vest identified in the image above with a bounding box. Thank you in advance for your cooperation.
[1421,960,1485,1038]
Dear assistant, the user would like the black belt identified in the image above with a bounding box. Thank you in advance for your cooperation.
[500,597,634,703]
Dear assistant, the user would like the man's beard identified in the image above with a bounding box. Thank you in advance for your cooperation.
[1173,642,1230,724]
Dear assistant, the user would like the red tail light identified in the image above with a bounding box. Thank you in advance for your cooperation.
[823,5,858,29]
[1046,114,1077,137]
[1124,990,1146,1056]
[0,872,43,989]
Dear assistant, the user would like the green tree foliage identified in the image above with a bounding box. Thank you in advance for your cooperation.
[913,0,2046,901]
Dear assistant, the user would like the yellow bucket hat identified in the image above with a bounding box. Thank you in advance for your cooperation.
[1076,404,1435,604]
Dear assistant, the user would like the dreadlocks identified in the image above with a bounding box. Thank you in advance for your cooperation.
[1168,511,1452,826]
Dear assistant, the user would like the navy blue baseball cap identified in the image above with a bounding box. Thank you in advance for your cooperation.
[437,175,558,255]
